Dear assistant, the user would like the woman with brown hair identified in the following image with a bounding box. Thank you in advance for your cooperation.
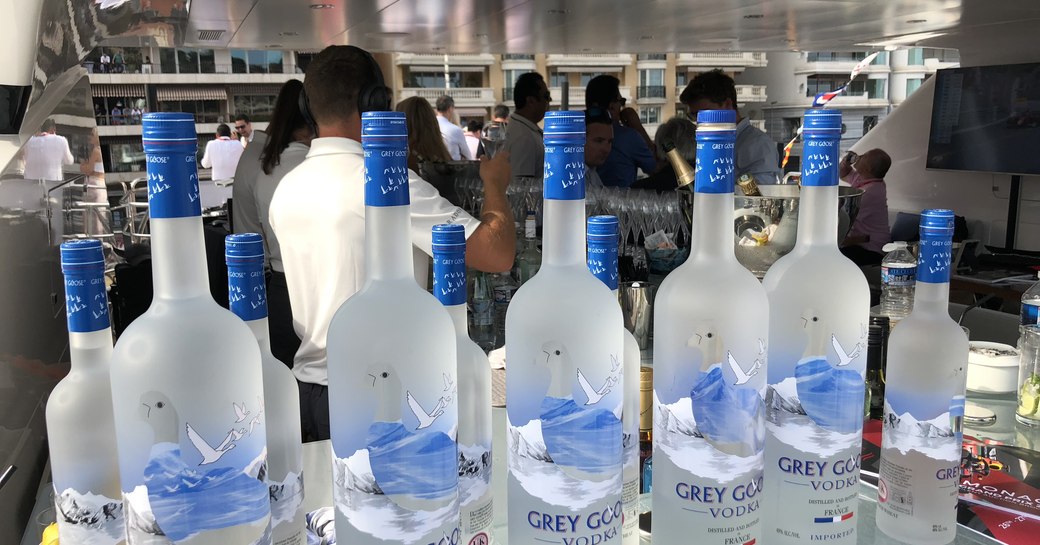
[395,96,452,172]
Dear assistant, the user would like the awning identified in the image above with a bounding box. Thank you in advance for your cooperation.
[156,86,228,102]
[92,84,146,98]
[229,84,284,96]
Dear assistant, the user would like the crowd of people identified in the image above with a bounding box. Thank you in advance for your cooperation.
[93,51,152,74]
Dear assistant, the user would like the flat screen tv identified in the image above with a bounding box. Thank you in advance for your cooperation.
[927,62,1040,176]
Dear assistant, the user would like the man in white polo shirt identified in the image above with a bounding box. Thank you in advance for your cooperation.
[22,118,74,181]
[435,94,473,161]
[269,45,515,440]
[200,123,244,181]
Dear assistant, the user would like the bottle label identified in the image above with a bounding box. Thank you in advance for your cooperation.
[764,313,868,542]
[145,151,202,219]
[694,139,735,194]
[877,396,964,535]
[881,266,915,287]
[228,267,268,321]
[801,138,839,187]
[460,436,494,541]
[433,254,467,307]
[65,273,110,333]
[363,148,411,207]
[917,237,953,284]
[1022,302,1040,326]
[270,471,306,545]
[588,245,619,291]
[53,486,125,545]
[653,323,765,544]
[543,145,586,201]
[525,219,537,238]
[331,361,460,544]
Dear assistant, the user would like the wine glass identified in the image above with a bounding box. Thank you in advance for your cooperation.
[481,122,506,158]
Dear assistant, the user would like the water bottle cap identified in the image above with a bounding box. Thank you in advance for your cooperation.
[225,233,265,264]
[920,209,955,237]
[802,108,842,132]
[141,112,197,149]
[543,110,585,136]
[431,223,466,253]
[60,239,105,270]
[882,241,908,252]
[361,111,408,137]
[587,215,619,243]
[696,109,737,125]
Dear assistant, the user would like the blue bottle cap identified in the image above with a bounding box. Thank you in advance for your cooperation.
[696,109,737,125]
[225,233,265,265]
[432,223,466,254]
[141,112,197,151]
[587,215,619,243]
[361,111,408,135]
[544,110,586,137]
[60,239,105,271]
[362,111,410,207]
[920,209,955,238]
[802,108,842,132]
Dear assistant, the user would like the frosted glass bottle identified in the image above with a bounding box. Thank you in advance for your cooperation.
[652,109,769,545]
[761,109,870,545]
[506,111,625,545]
[876,209,968,545]
[326,111,460,545]
[586,215,641,545]
[110,112,270,544]
[515,211,542,285]
[47,239,125,545]
[432,224,495,545]
[225,233,305,545]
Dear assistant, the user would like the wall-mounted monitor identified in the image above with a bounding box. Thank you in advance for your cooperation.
[927,62,1040,176]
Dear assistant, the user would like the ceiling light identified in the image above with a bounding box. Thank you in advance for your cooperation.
[475,33,488,39]
[744,14,764,19]
[700,38,735,44]
[267,44,283,49]
[279,31,299,37]
[310,3,334,9]
[547,9,570,15]
[906,19,927,24]
[639,35,654,40]
[581,47,593,52]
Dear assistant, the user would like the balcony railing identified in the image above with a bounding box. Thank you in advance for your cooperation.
[637,54,667,61]
[398,87,496,104]
[545,54,633,67]
[735,84,767,102]
[675,52,767,67]
[395,53,496,65]
[502,54,535,61]
[637,85,667,99]
[502,87,514,102]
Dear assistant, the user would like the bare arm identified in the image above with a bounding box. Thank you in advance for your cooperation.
[620,107,656,158]
[465,151,516,272]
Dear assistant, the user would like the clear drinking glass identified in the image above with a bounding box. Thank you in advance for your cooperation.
[481,121,506,158]
[1017,325,1040,425]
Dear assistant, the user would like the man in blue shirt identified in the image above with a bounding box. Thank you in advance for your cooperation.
[680,69,781,185]
[586,75,657,187]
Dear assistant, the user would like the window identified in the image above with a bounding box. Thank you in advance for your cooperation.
[871,52,888,65]
[579,72,603,86]
[159,48,177,74]
[637,54,666,60]
[676,72,688,87]
[104,142,146,173]
[231,50,285,74]
[783,117,802,141]
[867,78,887,99]
[158,48,216,74]
[232,50,248,74]
[94,97,147,125]
[863,116,878,135]
[907,48,924,65]
[402,69,482,88]
[502,54,534,60]
[158,100,223,123]
[906,78,923,96]
[639,69,666,99]
[233,95,276,122]
[295,52,316,73]
[549,71,567,88]
[639,106,661,125]
[806,76,868,97]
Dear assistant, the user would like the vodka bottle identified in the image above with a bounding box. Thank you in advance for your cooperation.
[506,111,625,545]
[225,233,305,545]
[432,224,495,545]
[471,271,497,352]
[761,109,870,545]
[876,209,968,545]
[110,112,271,544]
[47,239,125,545]
[1021,271,1040,328]
[587,215,641,545]
[881,242,916,324]
[326,111,460,545]
[652,109,768,545]
[515,211,542,285]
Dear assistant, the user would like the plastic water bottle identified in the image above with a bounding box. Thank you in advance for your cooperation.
[432,224,495,545]
[325,112,460,545]
[225,233,305,545]
[1021,271,1040,329]
[515,211,542,285]
[47,239,125,545]
[876,209,968,544]
[110,113,270,544]
[506,111,624,545]
[491,271,517,346]
[587,215,641,545]
[761,109,870,545]
[881,241,916,323]
[652,109,769,545]
[470,271,497,352]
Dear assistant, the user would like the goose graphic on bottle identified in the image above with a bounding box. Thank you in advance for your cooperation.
[126,391,271,543]
[333,362,459,543]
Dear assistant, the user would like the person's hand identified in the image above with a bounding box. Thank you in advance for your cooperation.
[479,150,511,197]
[619,107,642,128]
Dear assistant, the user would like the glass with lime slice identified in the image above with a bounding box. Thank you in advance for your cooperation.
[1016,326,1040,426]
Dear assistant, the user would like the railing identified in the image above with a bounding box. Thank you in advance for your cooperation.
[502,54,535,60]
[637,85,667,99]
[88,62,289,75]
[735,85,767,102]
[637,54,667,61]
[502,87,514,101]
[398,87,496,103]
[675,52,767,66]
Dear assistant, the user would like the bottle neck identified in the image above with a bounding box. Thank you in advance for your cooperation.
[912,280,950,315]
[151,217,210,299]
[244,318,273,352]
[447,304,469,337]
[691,192,736,260]
[795,184,838,248]
[543,199,586,267]
[365,205,415,281]
[68,329,114,372]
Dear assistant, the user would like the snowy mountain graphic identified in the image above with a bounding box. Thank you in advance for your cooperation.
[654,391,761,481]
[458,443,492,507]
[55,488,124,545]
[881,401,960,461]
[765,378,861,458]
[269,471,305,528]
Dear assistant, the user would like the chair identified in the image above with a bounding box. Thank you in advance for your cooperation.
[949,302,1020,345]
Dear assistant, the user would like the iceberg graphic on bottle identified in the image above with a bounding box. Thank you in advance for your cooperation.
[793,310,867,435]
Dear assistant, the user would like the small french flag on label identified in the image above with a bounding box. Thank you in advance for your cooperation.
[742,539,756,545]
[814,512,854,524]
